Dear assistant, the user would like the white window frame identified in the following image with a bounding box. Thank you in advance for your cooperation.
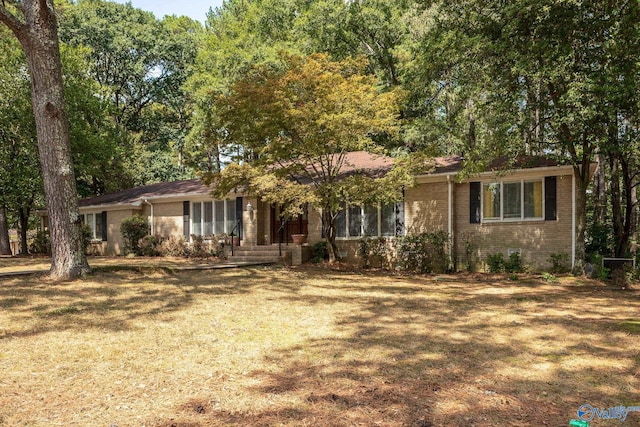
[481,179,545,223]
[336,202,404,239]
[191,199,236,238]
[80,212,103,240]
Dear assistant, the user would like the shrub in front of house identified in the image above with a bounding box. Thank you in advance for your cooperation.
[548,252,570,273]
[157,235,188,257]
[120,215,149,255]
[358,237,389,268]
[29,229,51,254]
[139,235,158,257]
[486,253,505,273]
[395,231,449,274]
[310,241,328,263]
[188,235,209,258]
[486,252,523,273]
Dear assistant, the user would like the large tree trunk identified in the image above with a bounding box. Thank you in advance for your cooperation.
[573,162,593,275]
[17,206,29,255]
[592,153,608,224]
[0,205,12,255]
[0,1,89,279]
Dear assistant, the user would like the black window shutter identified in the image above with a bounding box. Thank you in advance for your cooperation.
[235,197,243,240]
[545,176,557,220]
[183,201,190,237]
[101,211,107,241]
[469,182,481,223]
[395,200,405,236]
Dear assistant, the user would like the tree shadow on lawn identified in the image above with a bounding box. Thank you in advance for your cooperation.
[0,266,300,339]
[154,273,640,427]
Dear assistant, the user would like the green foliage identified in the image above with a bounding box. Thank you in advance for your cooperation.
[486,253,505,273]
[139,235,158,257]
[548,252,570,274]
[210,52,406,262]
[541,272,560,284]
[486,252,522,274]
[586,222,613,258]
[120,215,149,255]
[395,231,449,274]
[310,241,329,264]
[80,224,93,253]
[505,252,523,274]
[29,230,51,255]
[358,237,388,268]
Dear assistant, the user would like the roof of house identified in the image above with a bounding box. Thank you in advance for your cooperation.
[78,152,565,208]
[78,178,211,208]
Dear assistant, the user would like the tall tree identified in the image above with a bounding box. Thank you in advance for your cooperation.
[210,53,407,261]
[412,0,640,271]
[0,0,89,279]
[59,0,201,187]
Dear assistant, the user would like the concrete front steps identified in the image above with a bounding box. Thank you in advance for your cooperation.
[228,244,291,264]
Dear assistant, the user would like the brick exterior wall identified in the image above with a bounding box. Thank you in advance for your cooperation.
[404,181,450,234]
[455,174,573,271]
[105,209,136,255]
[145,201,183,238]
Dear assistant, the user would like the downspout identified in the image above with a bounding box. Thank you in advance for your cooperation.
[447,174,454,271]
[144,199,154,235]
[571,173,576,270]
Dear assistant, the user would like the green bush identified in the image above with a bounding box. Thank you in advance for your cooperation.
[310,241,328,264]
[505,252,523,273]
[29,230,51,254]
[395,231,449,274]
[139,235,158,257]
[486,253,505,273]
[358,237,388,268]
[120,215,149,255]
[548,252,570,273]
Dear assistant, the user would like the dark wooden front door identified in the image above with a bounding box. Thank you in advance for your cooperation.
[271,204,308,243]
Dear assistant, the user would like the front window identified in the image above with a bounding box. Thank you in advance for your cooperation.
[80,212,103,240]
[192,199,237,237]
[334,201,405,238]
[482,180,544,222]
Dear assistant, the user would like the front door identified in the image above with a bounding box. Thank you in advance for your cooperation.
[271,204,308,243]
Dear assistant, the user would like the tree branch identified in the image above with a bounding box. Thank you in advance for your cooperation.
[0,2,27,38]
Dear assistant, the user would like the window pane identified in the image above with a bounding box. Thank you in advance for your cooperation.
[524,181,543,218]
[483,183,500,219]
[192,202,202,236]
[335,207,346,238]
[226,199,237,233]
[349,205,362,237]
[363,205,379,236]
[85,213,95,238]
[95,213,103,240]
[214,201,225,235]
[503,182,521,219]
[203,202,213,236]
[381,203,395,236]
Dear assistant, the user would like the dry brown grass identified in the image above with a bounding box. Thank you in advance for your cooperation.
[0,263,638,426]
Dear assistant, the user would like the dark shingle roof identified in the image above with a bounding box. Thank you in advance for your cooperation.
[78,179,211,208]
[79,153,563,208]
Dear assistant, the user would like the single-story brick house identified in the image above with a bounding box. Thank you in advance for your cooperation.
[42,151,593,271]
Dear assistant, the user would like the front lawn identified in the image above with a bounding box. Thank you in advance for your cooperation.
[0,265,638,426]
